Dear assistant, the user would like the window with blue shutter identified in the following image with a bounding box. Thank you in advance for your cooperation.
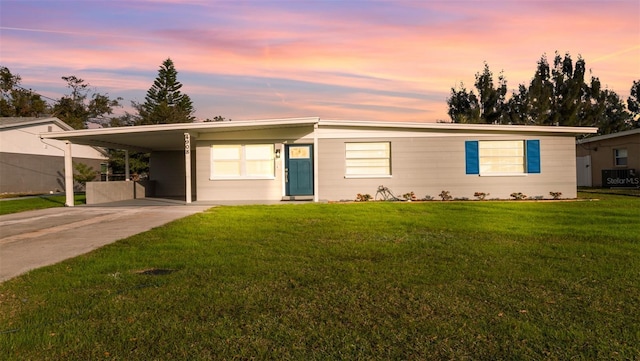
[466,139,541,175]
[526,140,541,173]
[465,141,479,174]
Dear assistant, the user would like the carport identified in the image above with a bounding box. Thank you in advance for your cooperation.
[40,118,320,206]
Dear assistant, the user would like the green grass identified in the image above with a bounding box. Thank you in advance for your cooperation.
[1,195,639,360]
[0,195,86,215]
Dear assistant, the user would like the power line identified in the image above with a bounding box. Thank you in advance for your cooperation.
[13,84,59,103]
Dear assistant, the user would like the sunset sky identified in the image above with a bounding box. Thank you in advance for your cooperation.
[1,0,638,122]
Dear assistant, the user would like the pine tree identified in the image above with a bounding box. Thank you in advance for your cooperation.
[136,58,195,125]
[448,52,634,134]
[474,63,507,124]
[527,55,554,125]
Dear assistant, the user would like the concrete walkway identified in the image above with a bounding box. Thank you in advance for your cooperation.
[0,200,211,283]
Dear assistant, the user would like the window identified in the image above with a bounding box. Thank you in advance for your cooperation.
[465,140,540,175]
[480,140,525,174]
[345,142,391,177]
[614,149,628,166]
[211,144,274,179]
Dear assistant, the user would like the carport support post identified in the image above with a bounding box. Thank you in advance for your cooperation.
[64,141,74,207]
[125,150,130,181]
[184,133,192,204]
[313,123,319,202]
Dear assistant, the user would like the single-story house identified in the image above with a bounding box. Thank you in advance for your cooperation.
[39,117,597,206]
[576,128,640,187]
[0,117,108,194]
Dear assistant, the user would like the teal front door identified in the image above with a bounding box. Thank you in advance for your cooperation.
[285,144,314,196]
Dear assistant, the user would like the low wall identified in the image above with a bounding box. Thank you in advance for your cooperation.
[86,180,155,205]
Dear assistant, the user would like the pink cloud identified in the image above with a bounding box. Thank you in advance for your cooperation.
[1,0,638,122]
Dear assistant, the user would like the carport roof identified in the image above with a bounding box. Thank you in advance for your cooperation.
[40,117,321,152]
[40,116,598,152]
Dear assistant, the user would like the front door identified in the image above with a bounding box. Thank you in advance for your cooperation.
[285,144,314,196]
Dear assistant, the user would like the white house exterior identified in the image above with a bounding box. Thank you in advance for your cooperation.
[0,117,108,194]
[40,118,597,206]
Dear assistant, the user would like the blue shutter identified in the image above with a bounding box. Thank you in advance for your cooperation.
[526,140,541,173]
[465,141,479,174]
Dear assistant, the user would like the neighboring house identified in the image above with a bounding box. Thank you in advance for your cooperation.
[0,117,108,194]
[40,117,597,205]
[576,128,640,188]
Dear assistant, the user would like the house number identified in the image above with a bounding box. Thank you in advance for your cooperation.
[184,133,190,155]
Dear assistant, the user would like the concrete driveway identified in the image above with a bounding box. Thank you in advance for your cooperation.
[0,199,211,283]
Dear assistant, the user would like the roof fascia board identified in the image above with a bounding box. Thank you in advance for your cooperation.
[40,117,321,140]
[0,117,74,131]
[319,120,598,135]
[576,128,640,144]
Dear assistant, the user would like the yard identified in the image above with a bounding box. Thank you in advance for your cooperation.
[1,194,639,360]
[0,194,85,215]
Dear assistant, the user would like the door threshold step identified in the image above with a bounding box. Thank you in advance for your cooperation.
[281,196,314,201]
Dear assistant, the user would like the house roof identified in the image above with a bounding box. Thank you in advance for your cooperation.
[576,128,640,144]
[1,117,110,157]
[40,117,598,152]
[0,117,74,131]
[40,117,321,152]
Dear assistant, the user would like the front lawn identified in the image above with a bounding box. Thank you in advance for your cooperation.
[0,195,86,215]
[1,195,638,359]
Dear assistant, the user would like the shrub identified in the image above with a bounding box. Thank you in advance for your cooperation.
[510,192,527,200]
[402,192,417,201]
[473,192,489,200]
[73,162,98,188]
[549,191,562,200]
[439,190,452,201]
[355,193,372,202]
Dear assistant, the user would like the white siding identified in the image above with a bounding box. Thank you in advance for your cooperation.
[190,124,581,202]
[1,122,106,159]
[318,135,577,201]
[195,126,314,201]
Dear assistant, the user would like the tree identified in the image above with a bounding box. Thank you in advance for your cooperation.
[52,75,122,129]
[451,52,635,134]
[474,63,507,124]
[107,149,150,178]
[135,58,195,125]
[595,90,632,134]
[73,162,99,188]
[628,80,640,127]
[524,55,554,125]
[549,53,589,126]
[204,115,232,122]
[446,83,480,123]
[504,84,531,125]
[447,63,507,124]
[0,66,48,117]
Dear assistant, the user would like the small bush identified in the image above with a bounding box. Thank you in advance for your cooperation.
[402,191,417,201]
[510,192,527,200]
[355,193,372,202]
[550,191,562,200]
[439,190,452,201]
[474,192,489,200]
